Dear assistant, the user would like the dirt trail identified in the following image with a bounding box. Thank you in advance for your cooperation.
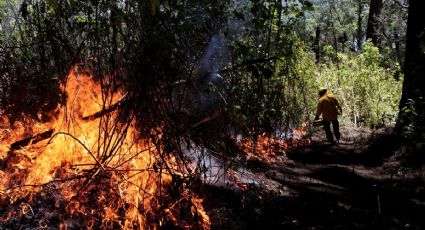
[205,127,425,229]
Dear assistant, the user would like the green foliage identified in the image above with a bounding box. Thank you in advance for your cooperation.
[223,1,314,134]
[221,0,314,133]
[312,42,402,128]
[225,37,316,133]
[399,98,425,151]
[225,35,402,133]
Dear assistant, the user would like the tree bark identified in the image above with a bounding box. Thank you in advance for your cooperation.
[366,0,383,46]
[328,3,339,56]
[357,0,364,50]
[397,0,425,130]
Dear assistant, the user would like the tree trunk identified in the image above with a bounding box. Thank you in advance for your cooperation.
[313,26,321,62]
[394,31,404,76]
[366,0,383,46]
[327,1,339,64]
[397,0,425,132]
[357,0,364,50]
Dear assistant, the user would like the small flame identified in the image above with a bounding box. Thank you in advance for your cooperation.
[237,127,311,163]
[191,197,211,228]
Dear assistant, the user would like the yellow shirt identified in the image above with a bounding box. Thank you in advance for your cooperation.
[316,93,342,121]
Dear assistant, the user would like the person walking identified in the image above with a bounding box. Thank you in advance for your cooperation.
[314,88,342,143]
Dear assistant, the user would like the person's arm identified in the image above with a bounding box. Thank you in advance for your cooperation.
[315,102,322,120]
[334,98,342,114]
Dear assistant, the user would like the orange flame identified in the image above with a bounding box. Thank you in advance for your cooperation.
[237,126,310,163]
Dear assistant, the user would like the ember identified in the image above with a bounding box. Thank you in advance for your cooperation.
[237,130,311,163]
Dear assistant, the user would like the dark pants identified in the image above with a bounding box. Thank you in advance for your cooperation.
[323,120,340,141]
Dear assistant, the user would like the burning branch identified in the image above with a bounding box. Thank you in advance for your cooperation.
[79,79,186,122]
[191,111,221,128]
[9,129,54,150]
[80,96,127,121]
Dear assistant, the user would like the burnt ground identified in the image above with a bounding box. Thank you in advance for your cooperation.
[201,126,425,229]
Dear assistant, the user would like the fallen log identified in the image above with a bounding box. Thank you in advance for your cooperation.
[10,129,54,150]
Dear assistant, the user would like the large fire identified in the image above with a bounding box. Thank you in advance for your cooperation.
[0,65,210,228]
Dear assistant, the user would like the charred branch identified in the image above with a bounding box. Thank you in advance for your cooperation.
[81,100,123,121]
[81,79,187,122]
[9,129,54,150]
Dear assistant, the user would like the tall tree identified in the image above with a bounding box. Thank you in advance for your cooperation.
[313,26,321,61]
[366,0,383,46]
[397,0,425,139]
[357,0,364,50]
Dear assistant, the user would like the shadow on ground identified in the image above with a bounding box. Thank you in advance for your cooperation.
[202,128,425,230]
[286,130,401,167]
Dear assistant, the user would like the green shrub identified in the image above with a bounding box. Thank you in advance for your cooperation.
[311,42,402,129]
[399,98,425,151]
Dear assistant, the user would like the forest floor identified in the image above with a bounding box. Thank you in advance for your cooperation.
[202,126,425,230]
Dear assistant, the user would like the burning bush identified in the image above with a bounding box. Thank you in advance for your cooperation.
[0,65,210,229]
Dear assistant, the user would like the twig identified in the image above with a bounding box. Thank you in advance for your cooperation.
[0,190,13,200]
[377,194,381,215]
[2,175,86,192]
[48,132,105,170]
[191,111,221,128]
